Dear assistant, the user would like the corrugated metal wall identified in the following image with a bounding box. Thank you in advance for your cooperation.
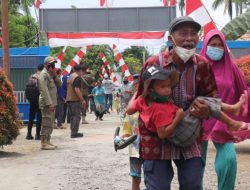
[10,68,36,91]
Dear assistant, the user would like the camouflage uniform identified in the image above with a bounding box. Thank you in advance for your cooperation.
[38,67,62,145]
[81,74,94,123]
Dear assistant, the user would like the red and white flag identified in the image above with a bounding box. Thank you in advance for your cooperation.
[35,0,41,9]
[55,46,67,69]
[186,0,216,37]
[162,0,176,7]
[99,52,119,85]
[112,44,133,82]
[100,0,114,7]
[100,0,106,7]
[63,46,89,76]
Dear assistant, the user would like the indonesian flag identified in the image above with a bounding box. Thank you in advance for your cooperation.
[162,0,176,7]
[100,0,114,7]
[55,46,67,69]
[100,0,106,7]
[163,0,168,7]
[186,0,216,37]
[35,0,41,9]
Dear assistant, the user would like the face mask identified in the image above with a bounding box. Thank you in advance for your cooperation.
[206,46,224,61]
[171,35,196,63]
[174,46,196,63]
[123,80,128,84]
[149,91,171,103]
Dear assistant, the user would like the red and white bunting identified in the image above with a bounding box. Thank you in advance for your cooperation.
[99,52,119,85]
[62,46,88,76]
[100,0,114,7]
[55,46,67,69]
[186,0,216,37]
[47,32,165,47]
[112,44,133,82]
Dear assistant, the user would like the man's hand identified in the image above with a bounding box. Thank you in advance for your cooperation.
[190,98,210,119]
[49,104,56,112]
[81,99,86,108]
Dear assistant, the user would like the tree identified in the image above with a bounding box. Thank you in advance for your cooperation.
[122,46,150,65]
[7,15,38,47]
[124,56,142,74]
[212,0,249,20]
[178,0,185,16]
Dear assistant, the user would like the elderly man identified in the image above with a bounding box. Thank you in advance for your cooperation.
[136,16,217,190]
[38,56,62,150]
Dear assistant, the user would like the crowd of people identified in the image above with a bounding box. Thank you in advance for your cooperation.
[23,15,250,190]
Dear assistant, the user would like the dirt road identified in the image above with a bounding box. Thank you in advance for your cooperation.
[0,112,250,190]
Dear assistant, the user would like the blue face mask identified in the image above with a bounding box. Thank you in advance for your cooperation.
[206,46,224,61]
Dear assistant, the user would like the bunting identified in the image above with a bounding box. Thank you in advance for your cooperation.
[112,44,133,82]
[62,46,89,76]
[55,46,67,69]
[99,52,119,85]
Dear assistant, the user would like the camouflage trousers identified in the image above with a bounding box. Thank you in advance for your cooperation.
[81,96,89,117]
[41,106,55,138]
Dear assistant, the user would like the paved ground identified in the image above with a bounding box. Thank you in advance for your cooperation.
[0,112,250,190]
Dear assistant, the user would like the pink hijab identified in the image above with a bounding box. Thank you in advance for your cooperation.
[200,29,250,143]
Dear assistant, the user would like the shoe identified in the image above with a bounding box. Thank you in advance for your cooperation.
[54,126,60,129]
[95,117,98,121]
[71,133,84,138]
[81,120,89,124]
[60,125,67,129]
[99,118,103,121]
[106,110,110,114]
[25,135,34,140]
[35,135,40,140]
[41,136,56,150]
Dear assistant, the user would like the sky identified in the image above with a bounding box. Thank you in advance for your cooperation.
[32,0,233,52]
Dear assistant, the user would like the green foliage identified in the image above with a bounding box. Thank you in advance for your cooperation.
[8,15,38,47]
[222,10,250,40]
[124,56,142,74]
[122,46,150,65]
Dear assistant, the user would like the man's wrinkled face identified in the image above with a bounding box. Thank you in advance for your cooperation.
[169,24,199,50]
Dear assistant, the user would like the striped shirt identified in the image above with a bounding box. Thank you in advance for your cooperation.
[139,51,217,160]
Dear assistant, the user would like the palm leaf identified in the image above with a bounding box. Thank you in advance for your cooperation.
[221,10,250,40]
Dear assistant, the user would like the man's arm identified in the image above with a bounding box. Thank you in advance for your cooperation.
[73,77,86,107]
[191,58,218,118]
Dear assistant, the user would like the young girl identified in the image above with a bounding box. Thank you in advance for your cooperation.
[127,65,248,147]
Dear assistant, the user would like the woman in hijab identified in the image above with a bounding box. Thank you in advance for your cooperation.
[200,29,250,190]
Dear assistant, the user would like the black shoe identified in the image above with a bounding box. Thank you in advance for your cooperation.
[106,110,110,114]
[71,133,84,138]
[25,135,34,140]
[99,118,103,121]
[95,117,98,121]
[35,135,40,140]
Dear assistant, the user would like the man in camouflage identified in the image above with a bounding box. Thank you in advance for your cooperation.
[81,64,95,124]
[38,56,62,150]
